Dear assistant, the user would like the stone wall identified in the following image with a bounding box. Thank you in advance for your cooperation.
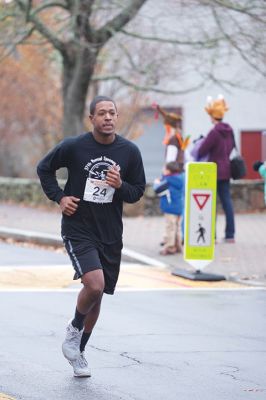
[141,180,265,216]
[0,176,265,216]
[0,177,62,208]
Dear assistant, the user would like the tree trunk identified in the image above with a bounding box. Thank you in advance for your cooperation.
[62,43,97,137]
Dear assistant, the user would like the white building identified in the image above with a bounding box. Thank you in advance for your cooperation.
[131,1,266,182]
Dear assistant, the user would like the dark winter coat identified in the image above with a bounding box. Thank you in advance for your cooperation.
[198,122,234,180]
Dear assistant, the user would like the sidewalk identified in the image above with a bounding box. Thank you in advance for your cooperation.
[0,202,266,286]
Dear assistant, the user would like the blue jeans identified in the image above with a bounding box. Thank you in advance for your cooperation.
[217,180,235,239]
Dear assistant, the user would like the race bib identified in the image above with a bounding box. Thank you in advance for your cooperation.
[83,178,115,203]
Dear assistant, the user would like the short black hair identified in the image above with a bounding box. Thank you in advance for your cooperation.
[253,160,263,172]
[166,161,180,173]
[89,95,117,115]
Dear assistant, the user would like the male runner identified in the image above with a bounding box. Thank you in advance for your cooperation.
[37,95,146,377]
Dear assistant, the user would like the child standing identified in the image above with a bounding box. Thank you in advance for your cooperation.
[156,161,185,255]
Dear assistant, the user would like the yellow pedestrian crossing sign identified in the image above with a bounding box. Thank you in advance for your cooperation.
[184,162,217,269]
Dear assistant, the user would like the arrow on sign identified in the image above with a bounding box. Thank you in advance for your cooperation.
[192,193,210,210]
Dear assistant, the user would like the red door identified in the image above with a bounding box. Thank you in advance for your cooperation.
[241,131,262,179]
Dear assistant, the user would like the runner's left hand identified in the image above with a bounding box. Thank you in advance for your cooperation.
[106,165,122,189]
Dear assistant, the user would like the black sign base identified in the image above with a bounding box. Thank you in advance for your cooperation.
[171,268,226,282]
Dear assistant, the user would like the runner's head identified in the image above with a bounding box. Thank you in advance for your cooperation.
[89,96,118,139]
[90,96,117,115]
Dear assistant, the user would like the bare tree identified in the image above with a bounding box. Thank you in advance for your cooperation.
[1,0,152,136]
[1,0,265,139]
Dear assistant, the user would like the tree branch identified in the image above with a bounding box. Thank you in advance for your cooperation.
[210,0,266,24]
[119,28,223,48]
[0,11,20,22]
[91,74,205,95]
[0,26,35,62]
[14,0,66,54]
[25,0,32,22]
[72,0,95,41]
[211,6,266,78]
[115,41,148,75]
[94,0,147,45]
[31,1,68,17]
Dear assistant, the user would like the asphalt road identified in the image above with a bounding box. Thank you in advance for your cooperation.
[0,288,266,400]
[0,242,69,267]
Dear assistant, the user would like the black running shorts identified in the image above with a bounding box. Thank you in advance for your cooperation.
[63,235,122,295]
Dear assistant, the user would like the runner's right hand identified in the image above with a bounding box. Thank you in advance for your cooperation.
[59,196,80,216]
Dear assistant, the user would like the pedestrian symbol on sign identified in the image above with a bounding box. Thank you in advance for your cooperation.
[196,223,206,243]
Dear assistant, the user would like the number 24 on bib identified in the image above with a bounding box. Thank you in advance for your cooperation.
[83,178,115,203]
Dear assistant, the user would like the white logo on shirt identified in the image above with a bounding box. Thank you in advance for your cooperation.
[83,156,120,203]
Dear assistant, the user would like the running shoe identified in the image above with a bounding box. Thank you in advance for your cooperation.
[62,320,83,361]
[69,352,91,377]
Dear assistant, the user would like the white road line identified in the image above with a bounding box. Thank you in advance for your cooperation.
[0,287,264,293]
[0,227,61,241]
[0,265,70,269]
[0,262,156,270]
[122,248,168,268]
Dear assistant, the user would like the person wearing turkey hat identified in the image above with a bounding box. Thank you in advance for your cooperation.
[198,95,235,243]
[155,104,190,170]
[154,104,190,250]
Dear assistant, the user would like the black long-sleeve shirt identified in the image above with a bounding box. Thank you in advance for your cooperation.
[37,132,146,244]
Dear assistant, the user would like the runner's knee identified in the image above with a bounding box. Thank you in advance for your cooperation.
[82,270,104,301]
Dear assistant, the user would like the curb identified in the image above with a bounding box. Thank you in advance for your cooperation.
[0,227,168,269]
[1,227,265,288]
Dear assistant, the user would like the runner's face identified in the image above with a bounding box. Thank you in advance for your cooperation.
[90,101,118,136]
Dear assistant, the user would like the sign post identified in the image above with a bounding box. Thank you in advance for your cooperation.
[172,162,225,281]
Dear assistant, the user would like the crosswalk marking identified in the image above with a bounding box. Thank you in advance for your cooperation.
[0,393,16,400]
[0,263,250,290]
